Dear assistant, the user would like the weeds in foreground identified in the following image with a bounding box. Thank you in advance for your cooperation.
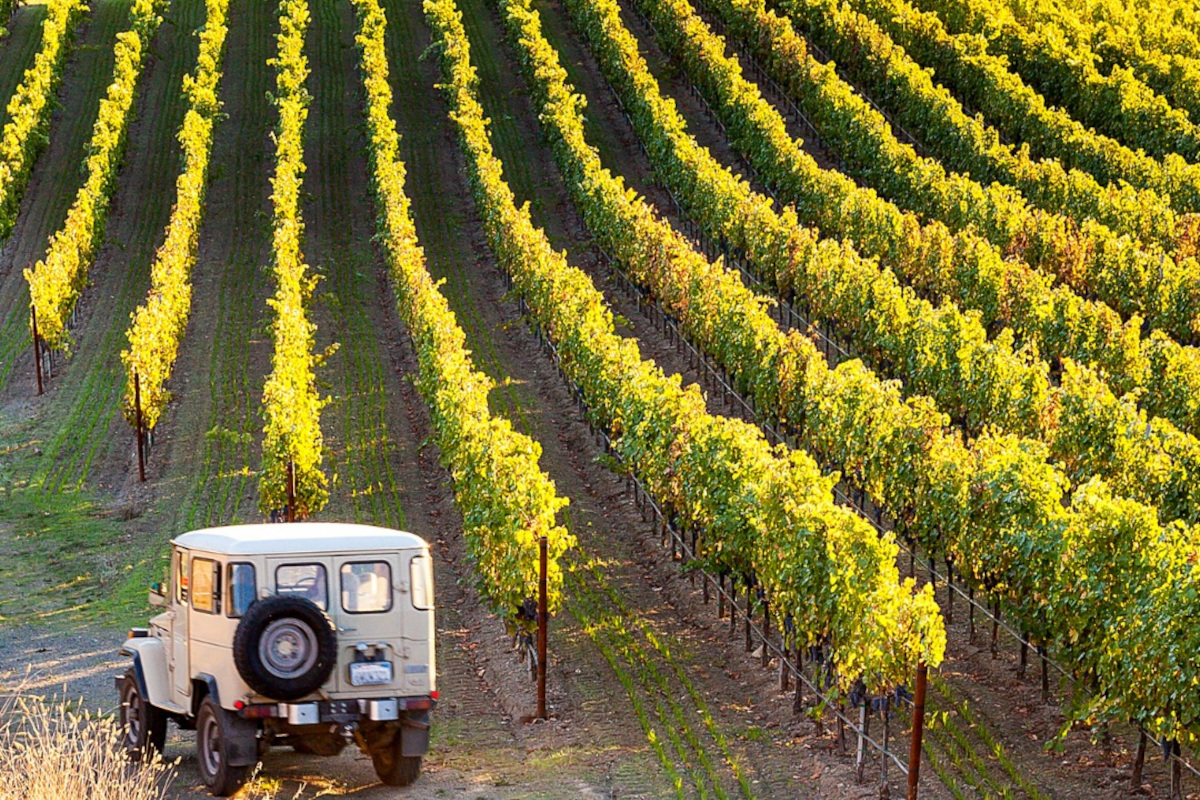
[0,689,172,800]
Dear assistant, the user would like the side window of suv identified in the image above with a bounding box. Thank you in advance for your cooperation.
[275,563,328,610]
[192,558,221,614]
[409,554,433,610]
[227,563,257,617]
[175,550,189,605]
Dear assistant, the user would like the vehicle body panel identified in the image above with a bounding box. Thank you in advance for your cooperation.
[121,523,436,714]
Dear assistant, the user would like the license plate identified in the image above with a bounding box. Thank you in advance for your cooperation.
[349,661,393,686]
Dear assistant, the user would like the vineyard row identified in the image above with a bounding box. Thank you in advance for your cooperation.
[122,0,233,433]
[726,0,1200,353]
[847,0,1200,214]
[350,0,573,624]
[257,0,330,518]
[0,0,86,242]
[510,0,1200,739]
[607,0,1200,524]
[427,0,946,692]
[26,0,165,352]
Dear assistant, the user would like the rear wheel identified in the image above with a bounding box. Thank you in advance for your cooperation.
[371,737,422,786]
[196,696,250,796]
[119,669,166,759]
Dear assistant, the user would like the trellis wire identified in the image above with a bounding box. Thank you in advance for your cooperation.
[498,262,912,775]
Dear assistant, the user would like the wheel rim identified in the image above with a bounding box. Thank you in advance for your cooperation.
[121,682,143,747]
[199,708,221,779]
[259,618,319,680]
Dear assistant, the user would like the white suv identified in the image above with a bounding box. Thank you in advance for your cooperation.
[116,523,437,795]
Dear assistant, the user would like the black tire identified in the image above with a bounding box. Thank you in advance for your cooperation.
[119,669,166,759]
[233,595,337,701]
[196,696,250,796]
[371,738,423,787]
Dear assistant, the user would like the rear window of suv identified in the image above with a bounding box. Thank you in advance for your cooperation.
[275,563,328,610]
[341,562,392,613]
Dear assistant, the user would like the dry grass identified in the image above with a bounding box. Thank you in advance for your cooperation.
[0,679,349,800]
[0,688,173,800]
[238,771,309,800]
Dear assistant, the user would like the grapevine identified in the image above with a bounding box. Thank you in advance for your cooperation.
[0,0,17,36]
[25,0,165,353]
[751,0,1200,345]
[350,0,573,623]
[0,0,87,242]
[498,0,1200,738]
[427,0,946,692]
[557,0,1200,525]
[121,0,232,432]
[846,0,1200,213]
[257,0,330,519]
[911,0,1200,162]
[998,0,1200,129]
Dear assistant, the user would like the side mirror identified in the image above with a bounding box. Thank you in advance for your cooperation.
[148,582,167,608]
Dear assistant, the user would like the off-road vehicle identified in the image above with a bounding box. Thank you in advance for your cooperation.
[116,523,437,795]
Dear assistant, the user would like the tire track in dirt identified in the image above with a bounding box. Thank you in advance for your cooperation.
[567,554,757,799]
[0,3,50,130]
[301,0,404,528]
[0,0,121,391]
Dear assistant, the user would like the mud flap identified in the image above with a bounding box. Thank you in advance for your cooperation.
[400,710,430,757]
[223,711,261,767]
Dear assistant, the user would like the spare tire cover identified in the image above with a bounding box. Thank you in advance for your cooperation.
[233,595,337,701]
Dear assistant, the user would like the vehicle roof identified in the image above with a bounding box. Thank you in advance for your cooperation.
[172,523,428,556]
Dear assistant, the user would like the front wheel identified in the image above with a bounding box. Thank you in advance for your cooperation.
[196,696,250,796]
[371,738,422,787]
[119,669,166,759]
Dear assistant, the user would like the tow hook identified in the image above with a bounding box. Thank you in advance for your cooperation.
[341,721,360,745]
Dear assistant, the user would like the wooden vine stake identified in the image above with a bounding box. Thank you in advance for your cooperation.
[31,305,43,395]
[744,581,753,652]
[1169,739,1182,800]
[880,698,891,799]
[761,599,770,667]
[856,702,869,782]
[967,586,975,643]
[286,460,296,522]
[1131,730,1147,790]
[1038,646,1049,703]
[134,370,146,482]
[944,558,953,623]
[990,601,1000,659]
[537,535,548,721]
[906,662,928,800]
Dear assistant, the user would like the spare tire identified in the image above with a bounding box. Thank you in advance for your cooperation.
[233,595,337,701]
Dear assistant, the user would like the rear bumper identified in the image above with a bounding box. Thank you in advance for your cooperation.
[237,696,436,723]
[252,699,435,758]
